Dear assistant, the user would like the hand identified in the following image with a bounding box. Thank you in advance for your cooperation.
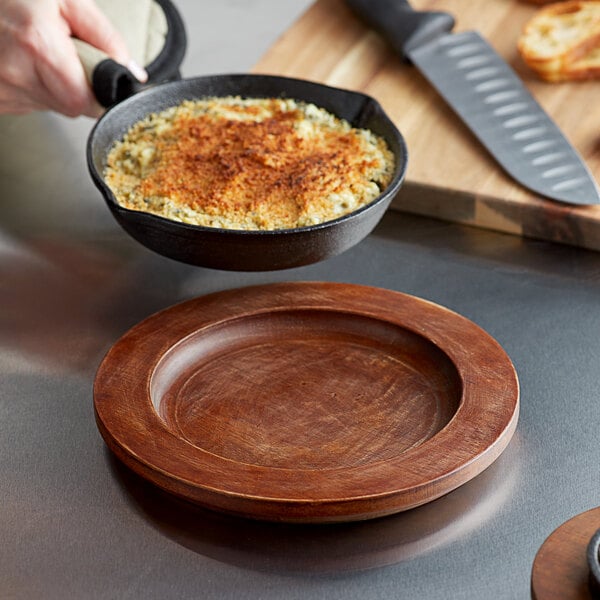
[0,0,147,118]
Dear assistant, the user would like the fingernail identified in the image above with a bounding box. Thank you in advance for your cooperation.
[127,60,148,83]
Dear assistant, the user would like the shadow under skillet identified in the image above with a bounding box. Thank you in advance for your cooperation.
[106,433,522,574]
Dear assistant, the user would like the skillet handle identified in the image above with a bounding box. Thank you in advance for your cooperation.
[91,60,183,108]
[345,0,455,60]
[90,60,184,108]
[91,60,144,108]
[87,0,187,108]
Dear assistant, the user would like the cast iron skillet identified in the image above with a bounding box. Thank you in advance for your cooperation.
[87,74,408,271]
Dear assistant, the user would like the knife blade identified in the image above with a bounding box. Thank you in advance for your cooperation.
[345,0,600,206]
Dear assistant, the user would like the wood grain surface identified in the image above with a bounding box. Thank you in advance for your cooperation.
[252,0,600,251]
[531,506,600,600]
[94,282,519,523]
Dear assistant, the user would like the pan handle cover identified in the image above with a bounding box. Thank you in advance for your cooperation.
[345,0,455,60]
[91,59,143,108]
[88,0,187,109]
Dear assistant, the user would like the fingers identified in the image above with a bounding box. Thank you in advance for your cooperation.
[21,3,104,116]
[63,0,129,62]
[0,0,147,118]
[0,5,74,115]
[61,0,147,82]
[0,95,46,114]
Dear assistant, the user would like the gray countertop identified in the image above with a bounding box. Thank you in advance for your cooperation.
[2,1,600,598]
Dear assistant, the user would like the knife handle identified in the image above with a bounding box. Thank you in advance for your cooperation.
[346,0,455,60]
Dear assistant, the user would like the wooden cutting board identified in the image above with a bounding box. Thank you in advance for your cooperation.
[253,0,600,251]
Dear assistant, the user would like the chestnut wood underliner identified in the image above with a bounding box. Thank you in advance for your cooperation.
[531,506,600,600]
[94,282,519,523]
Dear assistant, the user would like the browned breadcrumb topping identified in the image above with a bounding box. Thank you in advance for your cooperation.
[104,97,395,230]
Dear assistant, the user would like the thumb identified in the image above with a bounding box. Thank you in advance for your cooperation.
[60,0,147,82]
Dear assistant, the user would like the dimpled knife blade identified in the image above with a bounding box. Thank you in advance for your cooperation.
[408,31,600,205]
[345,0,600,206]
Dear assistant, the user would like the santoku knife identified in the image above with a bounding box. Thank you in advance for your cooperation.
[345,0,600,206]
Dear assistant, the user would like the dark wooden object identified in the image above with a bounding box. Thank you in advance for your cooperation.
[532,507,600,599]
[589,528,600,598]
[94,282,519,522]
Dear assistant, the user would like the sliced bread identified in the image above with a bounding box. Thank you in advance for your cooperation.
[518,1,600,81]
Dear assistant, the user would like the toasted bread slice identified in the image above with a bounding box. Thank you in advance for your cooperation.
[518,1,600,81]
[562,43,600,79]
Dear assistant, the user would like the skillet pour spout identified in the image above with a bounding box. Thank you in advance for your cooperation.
[87,74,408,271]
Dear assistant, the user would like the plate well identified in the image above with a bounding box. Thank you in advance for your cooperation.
[151,310,462,470]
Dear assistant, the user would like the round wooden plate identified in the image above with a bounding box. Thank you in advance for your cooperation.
[94,282,520,523]
[531,507,600,600]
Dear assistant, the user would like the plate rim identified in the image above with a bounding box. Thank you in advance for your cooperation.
[94,281,520,522]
